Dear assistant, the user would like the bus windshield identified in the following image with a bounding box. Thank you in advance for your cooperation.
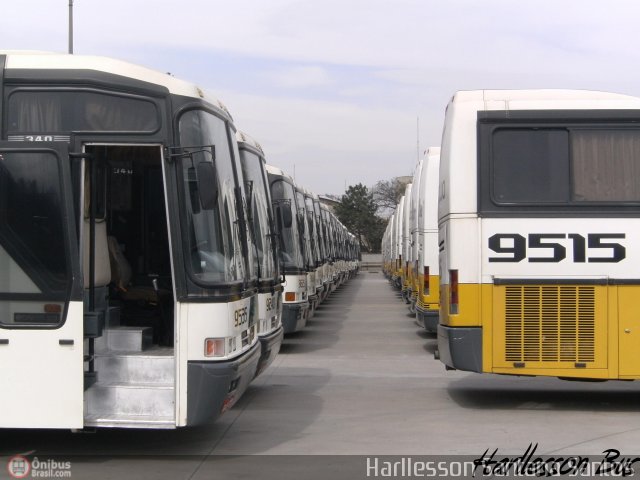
[240,150,277,281]
[296,191,314,269]
[313,199,326,261]
[178,109,245,285]
[305,195,321,265]
[270,179,305,271]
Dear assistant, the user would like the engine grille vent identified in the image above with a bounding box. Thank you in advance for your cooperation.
[505,285,595,363]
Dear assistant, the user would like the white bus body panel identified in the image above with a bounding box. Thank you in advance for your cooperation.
[480,218,638,282]
[402,184,412,264]
[257,290,281,336]
[410,161,423,266]
[420,148,441,273]
[177,297,257,425]
[0,302,83,428]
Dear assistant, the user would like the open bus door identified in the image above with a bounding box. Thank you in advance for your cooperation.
[0,142,83,428]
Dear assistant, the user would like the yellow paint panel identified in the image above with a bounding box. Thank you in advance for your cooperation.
[618,286,640,376]
[491,284,608,372]
[439,283,483,327]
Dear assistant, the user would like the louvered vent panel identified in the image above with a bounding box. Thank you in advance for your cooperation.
[504,286,595,363]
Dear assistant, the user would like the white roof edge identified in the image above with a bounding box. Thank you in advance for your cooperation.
[1,50,228,111]
[236,130,265,155]
[451,89,640,104]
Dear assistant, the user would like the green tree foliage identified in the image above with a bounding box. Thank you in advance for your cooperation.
[335,183,382,253]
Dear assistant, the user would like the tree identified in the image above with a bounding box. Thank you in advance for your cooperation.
[372,176,411,217]
[335,183,380,253]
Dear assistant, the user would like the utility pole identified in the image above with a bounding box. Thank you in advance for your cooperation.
[68,0,74,54]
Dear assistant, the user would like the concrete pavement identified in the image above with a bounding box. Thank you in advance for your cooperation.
[3,273,640,478]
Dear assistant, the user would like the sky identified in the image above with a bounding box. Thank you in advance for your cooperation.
[3,0,640,195]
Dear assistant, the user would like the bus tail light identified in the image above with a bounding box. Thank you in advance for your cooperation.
[205,338,225,357]
[449,269,459,314]
[285,292,296,302]
[423,266,430,296]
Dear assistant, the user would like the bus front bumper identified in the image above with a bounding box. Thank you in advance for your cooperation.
[437,325,482,373]
[282,302,309,334]
[255,325,284,378]
[186,341,261,426]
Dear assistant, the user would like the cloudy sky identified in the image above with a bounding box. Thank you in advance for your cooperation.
[2,0,640,195]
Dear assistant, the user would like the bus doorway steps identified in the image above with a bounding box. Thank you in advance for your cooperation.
[84,308,175,428]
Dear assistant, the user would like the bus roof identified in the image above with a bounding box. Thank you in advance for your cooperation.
[1,51,230,114]
[265,163,295,183]
[236,130,265,156]
[449,89,640,110]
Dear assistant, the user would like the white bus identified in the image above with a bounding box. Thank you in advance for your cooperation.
[438,89,640,380]
[392,195,405,289]
[236,131,284,377]
[415,147,440,332]
[0,52,261,429]
[408,158,423,314]
[297,186,319,317]
[401,183,413,302]
[266,165,309,333]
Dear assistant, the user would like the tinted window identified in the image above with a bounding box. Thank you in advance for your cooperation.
[572,130,640,202]
[8,91,159,133]
[492,129,569,203]
[0,150,71,327]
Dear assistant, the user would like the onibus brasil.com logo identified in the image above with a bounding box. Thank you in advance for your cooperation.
[7,455,72,478]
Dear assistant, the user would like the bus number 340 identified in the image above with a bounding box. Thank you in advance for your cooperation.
[488,233,626,263]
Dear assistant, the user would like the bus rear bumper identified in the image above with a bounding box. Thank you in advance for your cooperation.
[437,325,482,373]
[255,325,284,378]
[282,302,309,333]
[416,307,439,333]
[186,341,261,426]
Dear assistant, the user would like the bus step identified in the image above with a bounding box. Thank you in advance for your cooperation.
[94,348,174,384]
[85,382,174,417]
[83,413,175,429]
[96,326,153,352]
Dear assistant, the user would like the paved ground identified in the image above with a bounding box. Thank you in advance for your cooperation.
[3,273,640,479]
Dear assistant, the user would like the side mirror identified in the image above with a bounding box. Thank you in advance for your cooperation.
[197,161,218,210]
[281,203,293,228]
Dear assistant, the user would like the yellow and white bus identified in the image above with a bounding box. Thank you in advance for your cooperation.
[438,89,640,380]
[415,147,441,332]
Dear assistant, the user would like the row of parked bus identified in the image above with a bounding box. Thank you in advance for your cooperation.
[384,89,640,383]
[0,51,358,430]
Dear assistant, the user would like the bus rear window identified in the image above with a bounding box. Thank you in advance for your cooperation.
[492,129,569,203]
[572,130,640,202]
[481,121,640,214]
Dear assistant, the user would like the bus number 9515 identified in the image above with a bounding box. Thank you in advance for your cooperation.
[488,233,626,263]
